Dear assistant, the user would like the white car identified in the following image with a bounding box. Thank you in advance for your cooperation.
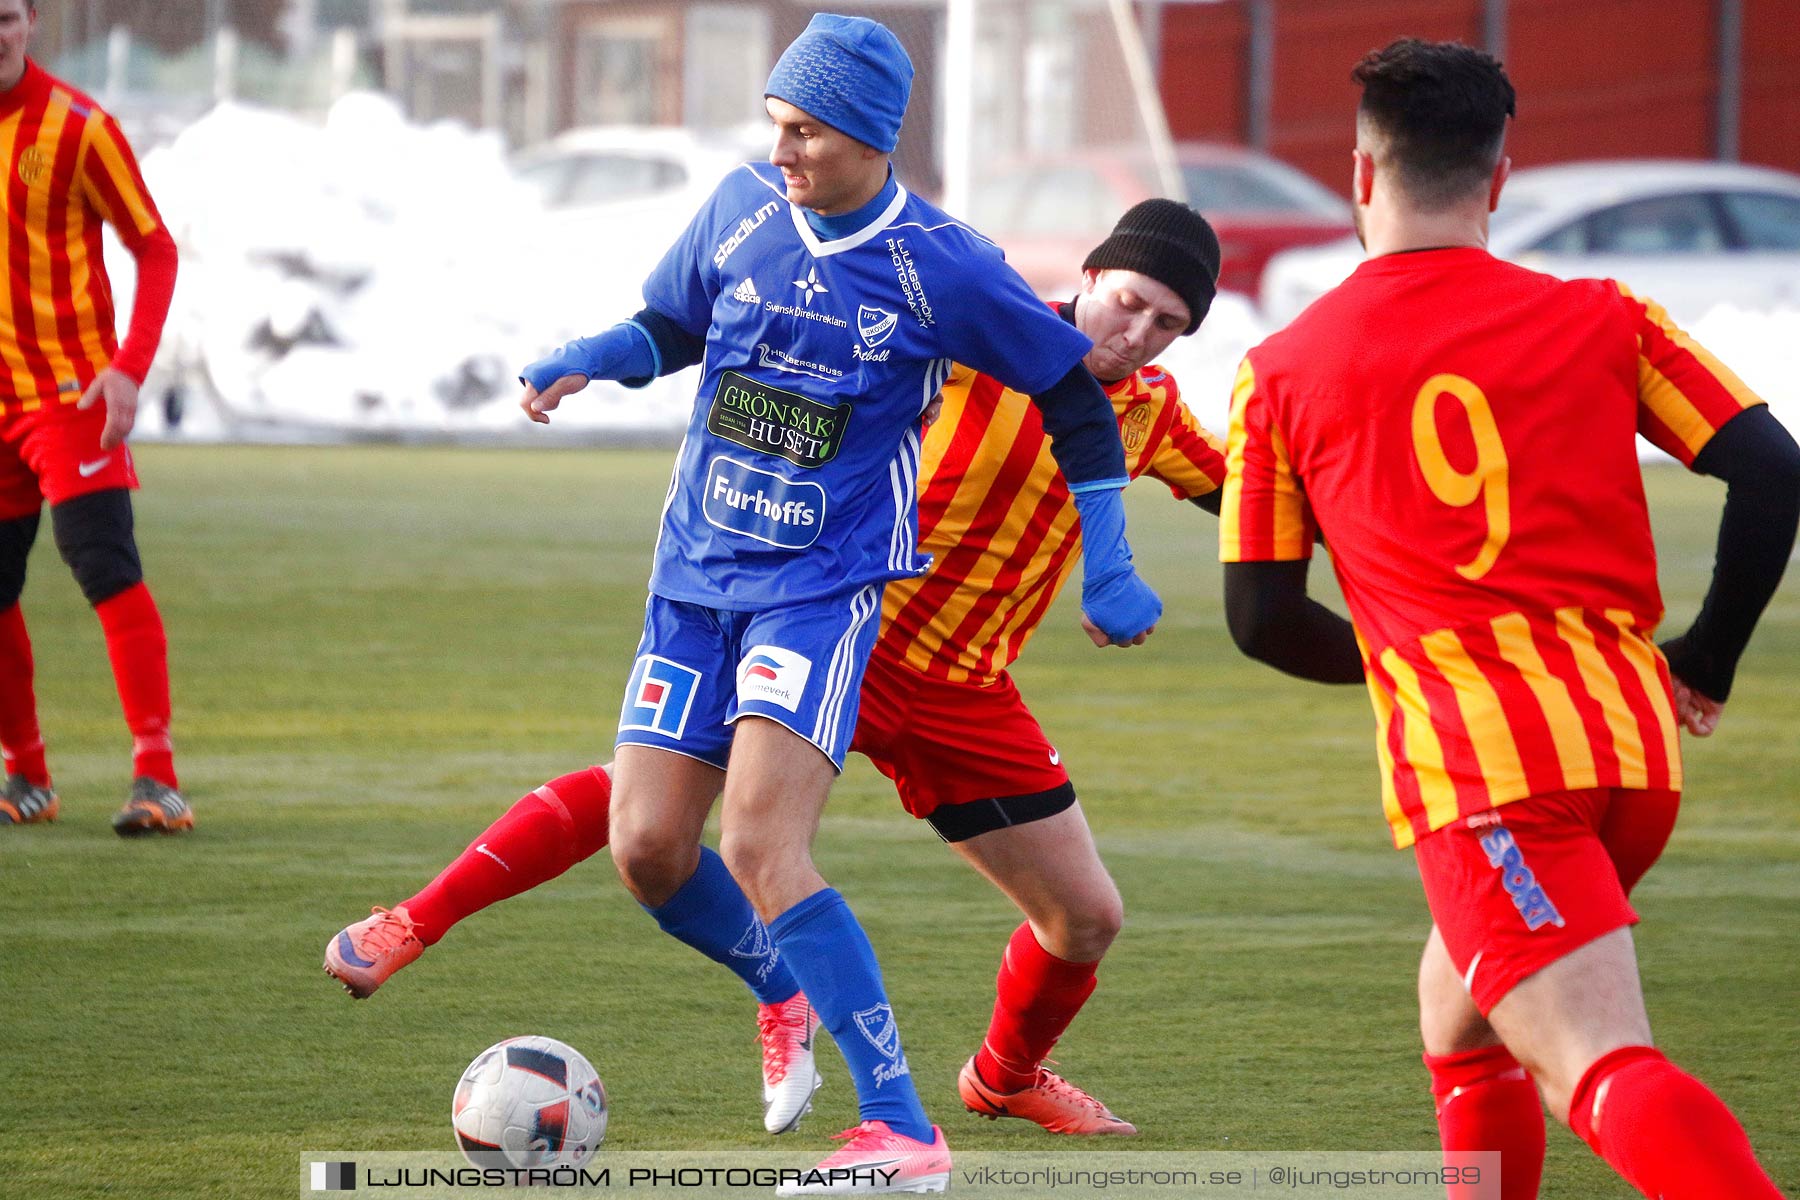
[513,124,765,224]
[1259,160,1800,327]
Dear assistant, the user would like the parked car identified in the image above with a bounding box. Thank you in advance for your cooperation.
[512,124,765,222]
[1259,160,1800,326]
[964,142,1354,299]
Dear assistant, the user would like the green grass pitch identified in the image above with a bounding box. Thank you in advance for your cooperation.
[0,444,1793,1198]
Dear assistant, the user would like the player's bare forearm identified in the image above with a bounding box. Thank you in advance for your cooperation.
[1223,560,1364,684]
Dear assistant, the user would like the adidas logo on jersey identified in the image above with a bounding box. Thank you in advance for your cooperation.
[733,277,761,304]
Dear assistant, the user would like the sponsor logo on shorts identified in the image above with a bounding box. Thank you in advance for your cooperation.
[702,455,825,549]
[1477,827,1566,932]
[620,655,703,740]
[707,371,850,468]
[736,644,812,713]
[78,457,112,478]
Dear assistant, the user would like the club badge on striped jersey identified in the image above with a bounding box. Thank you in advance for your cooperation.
[1121,400,1154,455]
[16,146,50,189]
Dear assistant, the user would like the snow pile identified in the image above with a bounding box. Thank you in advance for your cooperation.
[128,93,702,441]
[110,95,1797,451]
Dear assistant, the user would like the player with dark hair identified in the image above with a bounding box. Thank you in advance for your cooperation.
[334,15,1160,1193]
[328,201,1228,1144]
[1222,37,1795,1199]
[0,0,188,835]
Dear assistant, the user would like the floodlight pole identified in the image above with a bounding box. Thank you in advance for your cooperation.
[1108,0,1183,203]
[1715,0,1742,161]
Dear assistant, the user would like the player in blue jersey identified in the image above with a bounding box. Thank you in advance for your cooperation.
[513,15,1160,1194]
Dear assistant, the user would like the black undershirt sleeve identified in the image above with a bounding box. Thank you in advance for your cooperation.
[633,307,709,377]
[1658,405,1800,702]
[1188,491,1222,516]
[1030,363,1130,490]
[1222,559,1365,684]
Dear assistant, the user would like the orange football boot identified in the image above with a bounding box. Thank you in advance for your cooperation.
[957,1056,1138,1136]
[325,906,424,999]
[111,777,193,836]
[0,774,58,825]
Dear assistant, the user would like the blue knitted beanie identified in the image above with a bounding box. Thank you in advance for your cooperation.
[765,14,913,153]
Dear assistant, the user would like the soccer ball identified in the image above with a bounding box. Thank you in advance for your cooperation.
[452,1036,608,1170]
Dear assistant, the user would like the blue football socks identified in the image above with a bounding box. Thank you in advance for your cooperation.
[644,847,799,1006]
[768,888,933,1142]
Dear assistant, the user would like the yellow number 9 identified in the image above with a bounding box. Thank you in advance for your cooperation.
[1411,373,1510,581]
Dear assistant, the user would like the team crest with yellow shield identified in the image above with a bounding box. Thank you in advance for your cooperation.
[17,146,50,189]
[1121,401,1154,455]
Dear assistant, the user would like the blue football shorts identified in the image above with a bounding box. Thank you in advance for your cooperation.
[614,583,884,771]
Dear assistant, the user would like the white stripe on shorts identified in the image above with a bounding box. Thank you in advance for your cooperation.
[813,583,880,753]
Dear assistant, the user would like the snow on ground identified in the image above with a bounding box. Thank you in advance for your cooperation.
[116,97,1797,452]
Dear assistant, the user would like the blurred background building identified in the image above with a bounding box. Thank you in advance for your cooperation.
[29,1,1798,177]
[24,1,1799,444]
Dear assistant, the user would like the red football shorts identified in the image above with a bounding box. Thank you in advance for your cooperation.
[1413,786,1680,1014]
[0,400,139,518]
[852,644,1073,841]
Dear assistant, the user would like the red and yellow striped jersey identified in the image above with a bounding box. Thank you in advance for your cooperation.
[1,60,174,410]
[880,352,1225,685]
[1220,248,1762,847]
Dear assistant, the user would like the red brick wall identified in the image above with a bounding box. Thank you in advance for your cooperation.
[1156,0,1800,185]
[1742,0,1800,167]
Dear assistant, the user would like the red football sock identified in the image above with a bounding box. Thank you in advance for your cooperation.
[402,767,612,947]
[975,922,1100,1091]
[1568,1045,1783,1199]
[93,583,175,787]
[1424,1045,1544,1200]
[0,602,48,785]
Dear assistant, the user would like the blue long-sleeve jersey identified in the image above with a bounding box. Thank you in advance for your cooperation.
[641,162,1099,611]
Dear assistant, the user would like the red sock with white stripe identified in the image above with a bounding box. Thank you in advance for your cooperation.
[1424,1045,1544,1199]
[94,583,175,787]
[974,921,1100,1091]
[402,767,612,946]
[0,602,49,785]
[1568,1045,1783,1199]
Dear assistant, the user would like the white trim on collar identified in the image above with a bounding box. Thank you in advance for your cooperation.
[789,183,910,258]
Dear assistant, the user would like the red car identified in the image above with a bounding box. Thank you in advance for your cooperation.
[963,142,1353,299]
